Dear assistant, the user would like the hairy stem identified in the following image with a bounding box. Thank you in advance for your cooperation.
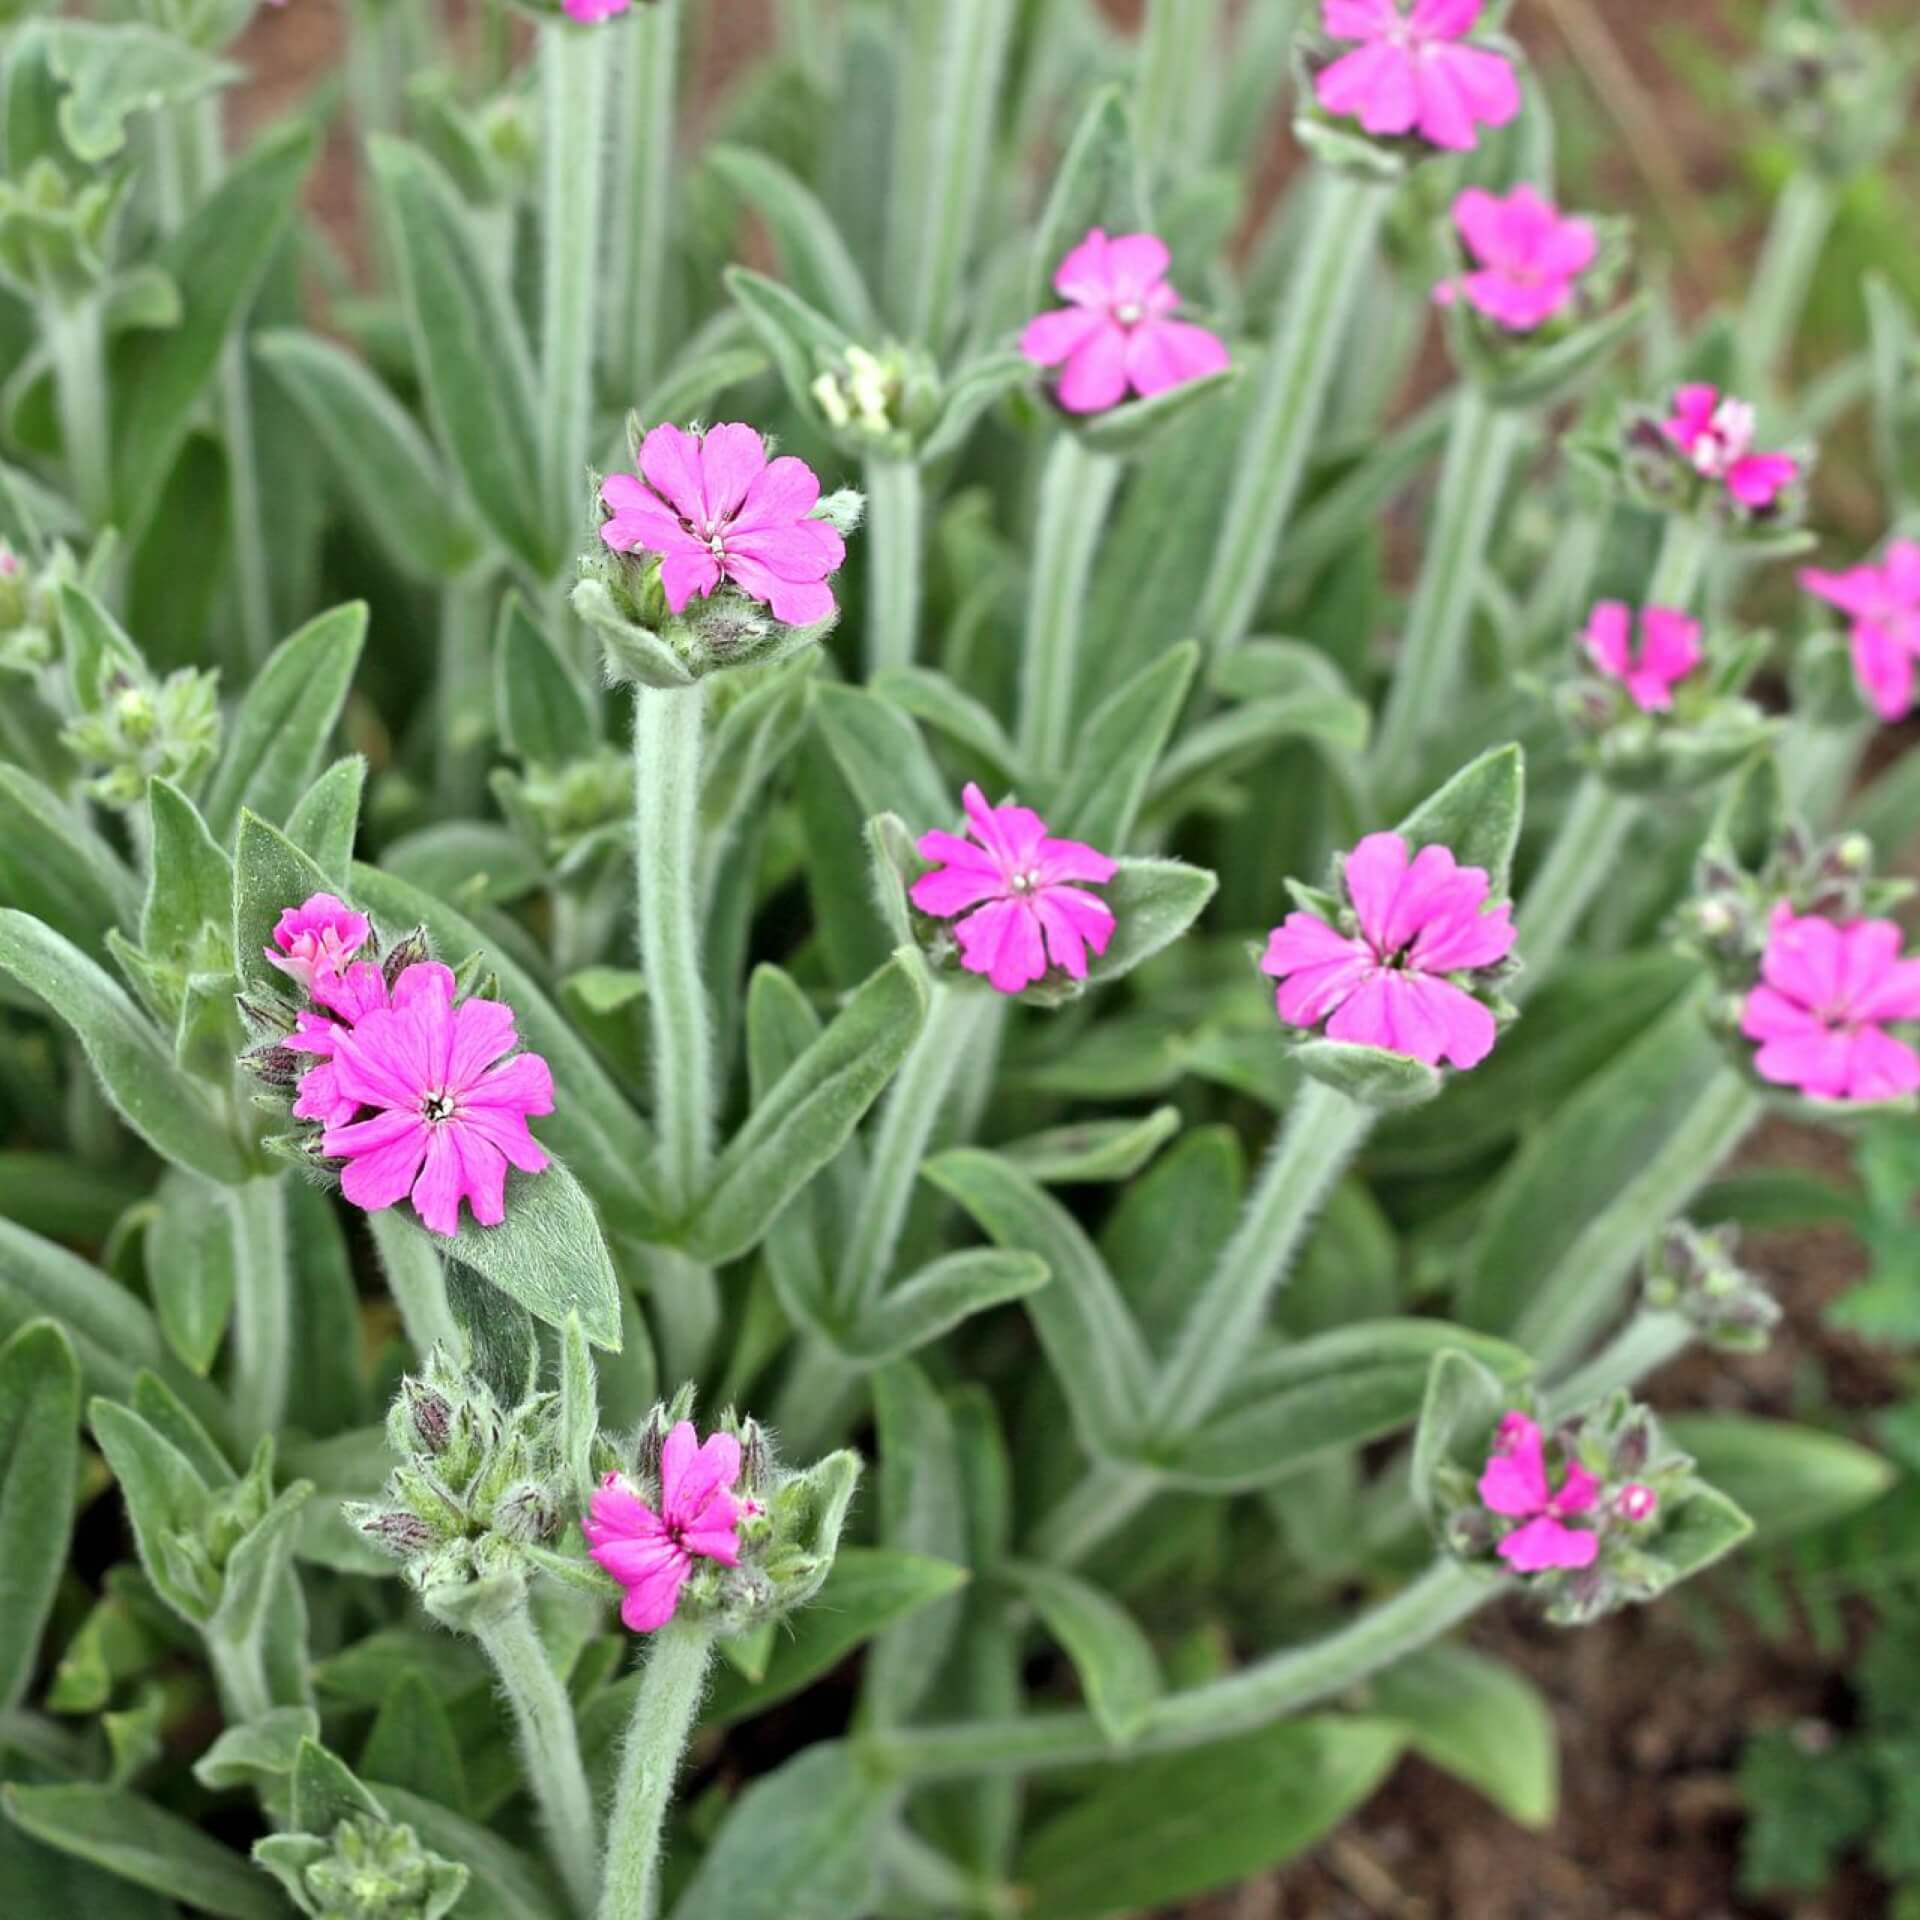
[606,0,680,398]
[863,453,924,678]
[1737,170,1836,392]
[44,295,111,529]
[226,1175,290,1443]
[598,1621,714,1920]
[1136,0,1225,176]
[1546,1308,1693,1408]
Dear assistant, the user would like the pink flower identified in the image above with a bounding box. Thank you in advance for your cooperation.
[1478,1412,1601,1572]
[1260,832,1516,1070]
[0,548,17,576]
[1315,0,1522,153]
[1800,540,1920,722]
[583,1422,744,1633]
[266,892,370,995]
[287,960,446,1129]
[1616,1483,1659,1524]
[1740,902,1920,1104]
[318,963,555,1235]
[910,783,1117,995]
[1435,186,1596,332]
[1019,229,1231,415]
[1662,385,1799,511]
[599,423,846,627]
[1582,602,1704,713]
[563,0,630,17]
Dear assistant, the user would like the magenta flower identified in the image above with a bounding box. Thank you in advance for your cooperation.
[599,422,846,627]
[1478,1412,1601,1572]
[1740,902,1920,1104]
[287,961,450,1130]
[1020,229,1231,415]
[1616,1483,1659,1525]
[1662,385,1799,511]
[317,963,555,1236]
[1582,601,1704,713]
[1315,0,1521,153]
[266,892,370,996]
[582,1422,744,1633]
[1435,186,1596,332]
[1800,539,1920,722]
[910,783,1117,996]
[563,0,629,17]
[1260,832,1516,1070]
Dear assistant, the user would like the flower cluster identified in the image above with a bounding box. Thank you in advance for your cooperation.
[1582,602,1702,714]
[1624,384,1802,522]
[256,1814,468,1920]
[1311,0,1521,154]
[810,340,942,455]
[1643,1221,1782,1355]
[1434,186,1598,334]
[1801,538,1920,722]
[60,662,220,810]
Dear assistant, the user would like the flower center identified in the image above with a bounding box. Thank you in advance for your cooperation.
[1009,869,1040,895]
[421,1091,456,1124]
[1113,300,1144,327]
[1693,401,1756,476]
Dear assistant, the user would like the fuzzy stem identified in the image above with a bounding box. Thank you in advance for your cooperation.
[436,573,495,809]
[1136,0,1224,176]
[472,1599,600,1918]
[206,1628,274,1729]
[632,682,713,1213]
[1781,715,1873,828]
[863,453,924,678]
[1546,1309,1693,1410]
[221,337,277,664]
[1018,435,1123,774]
[226,1175,290,1443]
[369,1209,461,1360]
[1371,388,1524,780]
[1737,170,1836,392]
[44,296,111,528]
[1512,777,1640,1004]
[863,1560,1494,1782]
[597,1621,714,1920]
[539,23,611,569]
[1199,174,1390,656]
[606,0,680,398]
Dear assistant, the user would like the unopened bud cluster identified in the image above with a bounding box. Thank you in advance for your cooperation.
[0,158,123,302]
[62,665,221,810]
[810,341,941,457]
[1645,1221,1782,1353]
[1746,0,1908,178]
[161,1441,286,1624]
[498,749,633,871]
[261,1815,468,1920]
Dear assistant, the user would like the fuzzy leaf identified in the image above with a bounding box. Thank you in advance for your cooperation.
[724,265,853,422]
[1051,642,1198,851]
[707,144,875,335]
[812,680,954,835]
[283,756,366,885]
[362,1670,468,1814]
[997,1107,1181,1186]
[846,1249,1050,1363]
[1028,84,1151,318]
[146,1169,236,1377]
[0,1319,79,1711]
[1395,743,1526,893]
[999,1561,1162,1745]
[0,763,142,960]
[1291,1039,1445,1111]
[1411,1346,1515,1522]
[141,780,232,968]
[1661,1415,1895,1542]
[494,592,599,765]
[230,808,335,1002]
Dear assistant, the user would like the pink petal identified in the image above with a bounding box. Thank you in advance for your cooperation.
[638,424,709,526]
[1052,228,1114,305]
[1275,956,1375,1031]
[620,1555,692,1632]
[721,555,836,626]
[600,473,687,555]
[1537,213,1599,280]
[1885,541,1920,602]
[1262,911,1369,980]
[1380,843,1483,958]
[409,1126,466,1236]
[392,964,457,1013]
[699,423,768,526]
[962,784,1047,874]
[446,996,519,1093]
[1412,52,1481,150]
[1842,1026,1920,1103]
[1551,1462,1602,1517]
[1583,601,1634,679]
[1801,565,1884,621]
[583,1477,668,1548]
[1101,233,1172,305]
[1498,1514,1600,1572]
[461,1049,555,1117]
[1852,621,1916,721]
[727,518,846,582]
[1752,1025,1856,1100]
[1410,897,1516,975]
[1125,319,1232,398]
[1452,188,1511,268]
[1032,885,1116,979]
[1478,1413,1549,1516]
[1316,43,1419,137]
[1022,306,1106,369]
[1739,985,1825,1046]
[1431,43,1521,134]
[309,960,392,1024]
[1323,0,1398,36]
[954,897,1048,994]
[458,1101,551,1177]
[729,453,822,536]
[1411,0,1485,32]
[1055,323,1131,414]
[330,1110,430,1214]
[1035,836,1118,888]
[660,1424,743,1524]
[1460,269,1573,332]
[1761,911,1844,1013]
[1638,608,1703,684]
[329,1016,428,1114]
[911,857,1009,919]
[1341,832,1412,954]
[1327,970,1497,1068]
[292,1061,357,1127]
[660,548,723,615]
[1727,453,1797,509]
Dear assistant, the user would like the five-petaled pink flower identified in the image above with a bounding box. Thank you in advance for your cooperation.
[1740,902,1920,1105]
[1435,186,1596,332]
[600,422,846,627]
[1478,1412,1601,1572]
[1582,602,1704,713]
[1261,832,1516,1070]
[1315,0,1521,153]
[266,892,370,996]
[1800,539,1920,722]
[318,963,555,1235]
[286,959,416,1129]
[1020,229,1231,415]
[910,783,1117,995]
[583,1422,744,1633]
[1662,385,1799,512]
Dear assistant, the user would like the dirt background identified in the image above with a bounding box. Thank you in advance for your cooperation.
[227,4,1915,1916]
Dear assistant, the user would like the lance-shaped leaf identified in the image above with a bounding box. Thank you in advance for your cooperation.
[87,1399,214,1625]
[706,144,876,336]
[570,578,693,690]
[0,1319,79,1711]
[373,1784,565,1920]
[915,349,1030,466]
[0,762,141,959]
[1050,642,1198,851]
[147,1169,237,1377]
[0,1215,174,1410]
[494,592,599,765]
[255,328,482,582]
[1291,1039,1445,1111]
[203,604,367,841]
[362,1670,469,1814]
[1411,1346,1515,1522]
[999,1561,1162,1746]
[1069,858,1218,997]
[1075,368,1244,461]
[685,953,929,1264]
[1028,83,1152,319]
[812,680,953,834]
[1661,1415,1895,1542]
[142,780,231,968]
[871,666,1021,787]
[724,265,853,423]
[229,808,334,1002]
[842,1249,1049,1364]
[44,22,237,164]
[996,1107,1181,1186]
[284,756,366,885]
[0,911,249,1185]
[1395,742,1526,893]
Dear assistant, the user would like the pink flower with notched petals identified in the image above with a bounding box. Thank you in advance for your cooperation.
[1315,0,1522,153]
[1740,902,1920,1105]
[599,422,846,627]
[1435,186,1596,333]
[266,892,370,995]
[1261,832,1516,1070]
[910,784,1117,996]
[285,959,422,1129]
[1020,229,1230,415]
[583,1422,744,1633]
[1478,1412,1601,1572]
[1800,540,1920,722]
[1582,602,1703,713]
[1662,385,1799,511]
[318,964,554,1236]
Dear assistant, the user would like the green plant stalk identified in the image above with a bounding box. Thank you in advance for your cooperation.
[1136,0,1225,176]
[864,1559,1495,1781]
[368,1209,461,1360]
[864,453,924,678]
[1018,434,1123,773]
[1514,511,1719,996]
[43,295,112,529]
[436,573,495,809]
[472,1598,600,1917]
[539,22,612,571]
[598,1621,714,1920]
[1370,388,1525,780]
[225,1174,290,1443]
[205,1621,275,1730]
[1198,173,1391,655]
[886,0,1016,346]
[1737,170,1837,391]
[1546,1308,1693,1409]
[1781,715,1873,827]
[606,0,680,398]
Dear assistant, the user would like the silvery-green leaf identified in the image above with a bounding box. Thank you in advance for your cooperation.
[283,756,365,885]
[1051,642,1197,850]
[844,1249,1049,1363]
[229,808,334,1003]
[44,23,236,165]
[1410,1346,1514,1522]
[1292,1039,1445,1110]
[997,1106,1181,1185]
[998,1560,1161,1745]
[706,144,875,335]
[0,1318,78,1711]
[724,264,852,424]
[1028,84,1151,318]
[571,578,693,689]
[1073,367,1243,460]
[142,779,231,970]
[1394,743,1525,892]
[0,762,141,960]
[494,590,600,763]
[812,679,953,833]
[871,666,1021,787]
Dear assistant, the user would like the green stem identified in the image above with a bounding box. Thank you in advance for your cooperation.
[221,338,277,663]
[44,296,111,528]
[597,1621,714,1920]
[863,454,924,678]
[1371,388,1524,779]
[1136,0,1224,176]
[1737,171,1836,391]
[472,1600,600,1918]
[606,0,680,398]
[1546,1309,1692,1409]
[206,1628,273,1729]
[226,1175,290,1443]
[1513,777,1640,1002]
[539,22,611,567]
[436,573,495,809]
[1648,511,1715,610]
[369,1209,461,1360]
[632,682,713,1213]
[1198,174,1390,656]
[864,1560,1494,1782]
[1780,715,1873,827]
[1017,435,1122,774]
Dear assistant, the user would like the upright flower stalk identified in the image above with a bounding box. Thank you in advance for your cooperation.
[43,292,110,528]
[863,451,923,677]
[605,0,681,397]
[1736,170,1836,392]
